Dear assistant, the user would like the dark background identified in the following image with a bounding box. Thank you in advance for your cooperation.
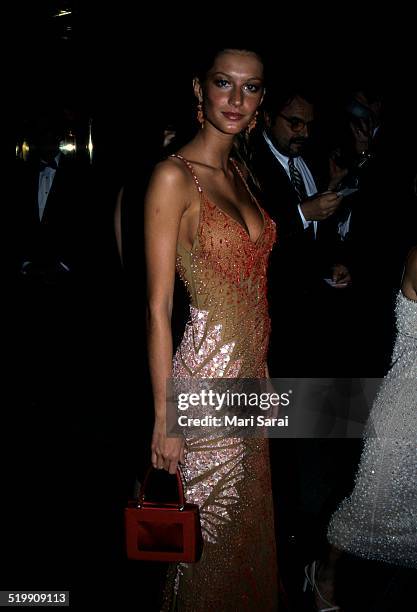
[5,3,416,610]
[13,2,417,171]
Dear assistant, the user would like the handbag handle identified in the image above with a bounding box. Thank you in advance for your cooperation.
[138,466,186,511]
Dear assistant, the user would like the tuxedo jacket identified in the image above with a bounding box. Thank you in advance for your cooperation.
[11,156,94,276]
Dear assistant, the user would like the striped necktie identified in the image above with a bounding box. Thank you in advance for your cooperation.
[288,156,307,202]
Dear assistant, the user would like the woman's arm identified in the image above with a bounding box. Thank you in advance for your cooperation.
[402,246,417,300]
[144,161,190,474]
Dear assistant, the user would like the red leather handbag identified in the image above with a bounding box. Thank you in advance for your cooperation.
[124,467,204,562]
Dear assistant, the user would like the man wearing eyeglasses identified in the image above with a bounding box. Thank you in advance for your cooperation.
[259,91,347,241]
[250,88,351,375]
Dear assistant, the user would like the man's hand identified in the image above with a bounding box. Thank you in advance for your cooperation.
[301,192,343,221]
[331,263,352,288]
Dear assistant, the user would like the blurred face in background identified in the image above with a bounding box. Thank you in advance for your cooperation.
[30,116,63,161]
[269,95,314,157]
[352,90,382,134]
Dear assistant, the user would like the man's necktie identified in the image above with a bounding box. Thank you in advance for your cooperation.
[288,156,316,240]
[288,156,307,202]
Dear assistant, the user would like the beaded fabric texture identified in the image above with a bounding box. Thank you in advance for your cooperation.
[328,291,417,568]
[161,154,278,611]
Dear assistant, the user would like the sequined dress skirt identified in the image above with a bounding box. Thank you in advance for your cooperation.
[160,306,278,611]
[327,292,417,568]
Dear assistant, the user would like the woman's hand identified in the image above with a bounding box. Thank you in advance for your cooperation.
[151,419,185,475]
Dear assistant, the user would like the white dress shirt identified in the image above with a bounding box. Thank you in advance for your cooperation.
[263,131,318,238]
[38,153,61,220]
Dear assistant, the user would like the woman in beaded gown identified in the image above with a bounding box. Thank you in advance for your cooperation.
[327,246,417,568]
[306,247,417,611]
[144,47,278,610]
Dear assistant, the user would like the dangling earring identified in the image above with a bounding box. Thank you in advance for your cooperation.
[247,110,258,134]
[197,101,205,128]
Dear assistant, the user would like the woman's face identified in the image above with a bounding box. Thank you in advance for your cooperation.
[196,50,264,135]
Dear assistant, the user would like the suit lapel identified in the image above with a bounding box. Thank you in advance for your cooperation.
[258,137,299,200]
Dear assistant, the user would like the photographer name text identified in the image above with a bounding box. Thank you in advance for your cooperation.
[178,415,289,427]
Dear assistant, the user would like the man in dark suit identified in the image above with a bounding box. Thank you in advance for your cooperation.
[250,88,349,377]
[11,110,100,387]
[12,113,93,284]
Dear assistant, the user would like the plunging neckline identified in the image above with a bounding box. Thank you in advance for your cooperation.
[170,153,266,250]
[205,191,266,247]
[173,154,266,247]
[212,157,265,246]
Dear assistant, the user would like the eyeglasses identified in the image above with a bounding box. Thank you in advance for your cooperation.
[278,113,314,133]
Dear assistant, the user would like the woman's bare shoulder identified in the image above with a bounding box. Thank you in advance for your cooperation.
[406,246,417,272]
[148,156,191,190]
[405,246,417,270]
[144,157,196,220]
[402,246,417,297]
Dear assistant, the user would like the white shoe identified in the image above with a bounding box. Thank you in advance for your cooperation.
[303,560,341,611]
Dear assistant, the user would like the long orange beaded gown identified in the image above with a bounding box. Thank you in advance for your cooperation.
[161,154,278,611]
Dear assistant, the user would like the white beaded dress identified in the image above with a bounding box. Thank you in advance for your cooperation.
[328,291,417,568]
[161,155,279,611]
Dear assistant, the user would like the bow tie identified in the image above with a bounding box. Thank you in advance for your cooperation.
[39,159,58,171]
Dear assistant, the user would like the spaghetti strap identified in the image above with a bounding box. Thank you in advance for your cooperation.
[229,157,245,180]
[170,154,203,194]
[230,157,260,206]
[229,157,266,239]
